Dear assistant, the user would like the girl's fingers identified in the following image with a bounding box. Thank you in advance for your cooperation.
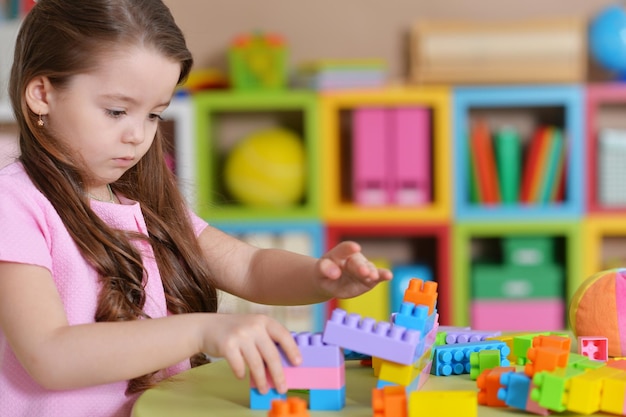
[323,241,361,265]
[223,348,247,380]
[240,343,270,394]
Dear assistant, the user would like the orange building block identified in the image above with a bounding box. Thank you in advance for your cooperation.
[533,335,571,351]
[476,366,517,407]
[268,397,309,417]
[372,385,407,417]
[524,346,569,377]
[403,278,438,314]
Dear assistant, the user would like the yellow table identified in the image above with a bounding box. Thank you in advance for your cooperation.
[132,359,613,416]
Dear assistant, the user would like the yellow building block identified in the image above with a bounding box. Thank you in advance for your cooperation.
[378,346,433,386]
[337,258,390,322]
[564,366,624,414]
[372,356,382,377]
[600,371,626,415]
[408,391,477,417]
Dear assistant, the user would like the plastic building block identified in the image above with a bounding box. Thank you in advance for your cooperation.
[533,334,571,351]
[229,32,287,90]
[497,371,531,410]
[569,352,608,371]
[390,264,433,314]
[431,340,510,376]
[309,386,345,411]
[476,366,516,407]
[600,371,626,415]
[445,329,501,344]
[322,308,421,365]
[394,302,434,336]
[578,336,609,361]
[268,397,309,417]
[530,367,584,412]
[252,367,345,390]
[512,332,551,365]
[408,391,477,417]
[251,388,286,410]
[564,366,624,414]
[469,349,502,380]
[524,346,569,377]
[279,332,343,368]
[379,346,434,387]
[403,278,438,315]
[372,385,407,417]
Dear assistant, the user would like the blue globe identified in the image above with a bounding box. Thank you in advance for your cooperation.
[589,4,626,77]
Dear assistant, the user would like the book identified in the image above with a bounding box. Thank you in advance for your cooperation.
[494,127,522,204]
[536,128,565,204]
[469,120,500,204]
[520,126,549,204]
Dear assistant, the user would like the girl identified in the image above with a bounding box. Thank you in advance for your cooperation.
[0,0,392,416]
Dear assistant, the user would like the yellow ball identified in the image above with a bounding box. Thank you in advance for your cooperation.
[224,128,306,207]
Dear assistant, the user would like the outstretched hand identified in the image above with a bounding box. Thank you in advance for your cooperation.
[315,241,393,300]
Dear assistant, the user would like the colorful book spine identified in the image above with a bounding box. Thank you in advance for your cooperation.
[537,128,565,204]
[494,127,522,204]
[470,120,500,204]
[520,127,549,204]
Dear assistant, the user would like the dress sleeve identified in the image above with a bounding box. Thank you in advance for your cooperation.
[0,177,53,272]
[187,209,208,237]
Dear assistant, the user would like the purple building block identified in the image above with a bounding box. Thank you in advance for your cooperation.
[322,308,421,365]
[445,330,502,344]
[278,332,344,368]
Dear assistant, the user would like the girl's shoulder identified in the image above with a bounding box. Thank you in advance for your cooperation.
[0,161,53,210]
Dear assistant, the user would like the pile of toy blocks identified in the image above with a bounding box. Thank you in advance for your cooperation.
[476,332,626,415]
[249,278,440,412]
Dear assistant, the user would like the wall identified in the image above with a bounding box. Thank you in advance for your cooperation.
[163,0,616,80]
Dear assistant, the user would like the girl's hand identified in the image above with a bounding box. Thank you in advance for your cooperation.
[199,314,301,394]
[316,241,393,299]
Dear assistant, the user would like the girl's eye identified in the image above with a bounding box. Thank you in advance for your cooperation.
[106,109,126,118]
[149,114,164,122]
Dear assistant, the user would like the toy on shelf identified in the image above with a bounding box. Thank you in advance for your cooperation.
[292,59,386,91]
[569,268,626,357]
[223,127,306,208]
[175,68,228,96]
[228,31,287,90]
[589,4,626,80]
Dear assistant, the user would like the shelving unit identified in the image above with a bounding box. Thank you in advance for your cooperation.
[193,90,320,221]
[453,85,584,220]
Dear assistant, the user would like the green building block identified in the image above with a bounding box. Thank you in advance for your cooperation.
[531,367,584,412]
[472,264,563,299]
[503,236,554,267]
[469,349,501,380]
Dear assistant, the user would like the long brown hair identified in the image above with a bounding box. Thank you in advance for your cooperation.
[9,0,217,393]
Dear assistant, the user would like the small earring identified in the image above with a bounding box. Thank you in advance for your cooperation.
[37,112,44,127]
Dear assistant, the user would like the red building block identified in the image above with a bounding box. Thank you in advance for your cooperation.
[403,278,438,315]
[372,385,407,417]
[578,336,609,361]
[476,366,516,407]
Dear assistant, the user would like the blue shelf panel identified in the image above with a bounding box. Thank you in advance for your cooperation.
[453,84,585,221]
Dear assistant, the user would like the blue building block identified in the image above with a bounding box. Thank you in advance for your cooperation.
[309,386,346,411]
[394,302,437,339]
[249,388,286,410]
[497,371,531,410]
[431,340,510,376]
[391,264,432,313]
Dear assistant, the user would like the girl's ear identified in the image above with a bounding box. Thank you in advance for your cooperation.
[24,76,52,116]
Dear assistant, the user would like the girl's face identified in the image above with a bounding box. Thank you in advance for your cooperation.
[45,46,181,196]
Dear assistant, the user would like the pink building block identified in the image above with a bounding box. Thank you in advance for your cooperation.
[578,336,609,361]
[253,367,345,390]
[322,308,421,365]
[471,300,564,331]
[390,107,431,206]
[353,108,390,205]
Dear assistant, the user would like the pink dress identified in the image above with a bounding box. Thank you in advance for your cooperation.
[0,162,209,417]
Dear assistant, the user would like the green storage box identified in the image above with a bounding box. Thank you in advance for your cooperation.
[503,236,554,267]
[472,263,563,299]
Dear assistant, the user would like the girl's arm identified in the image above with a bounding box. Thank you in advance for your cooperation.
[198,225,392,306]
[0,262,300,393]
